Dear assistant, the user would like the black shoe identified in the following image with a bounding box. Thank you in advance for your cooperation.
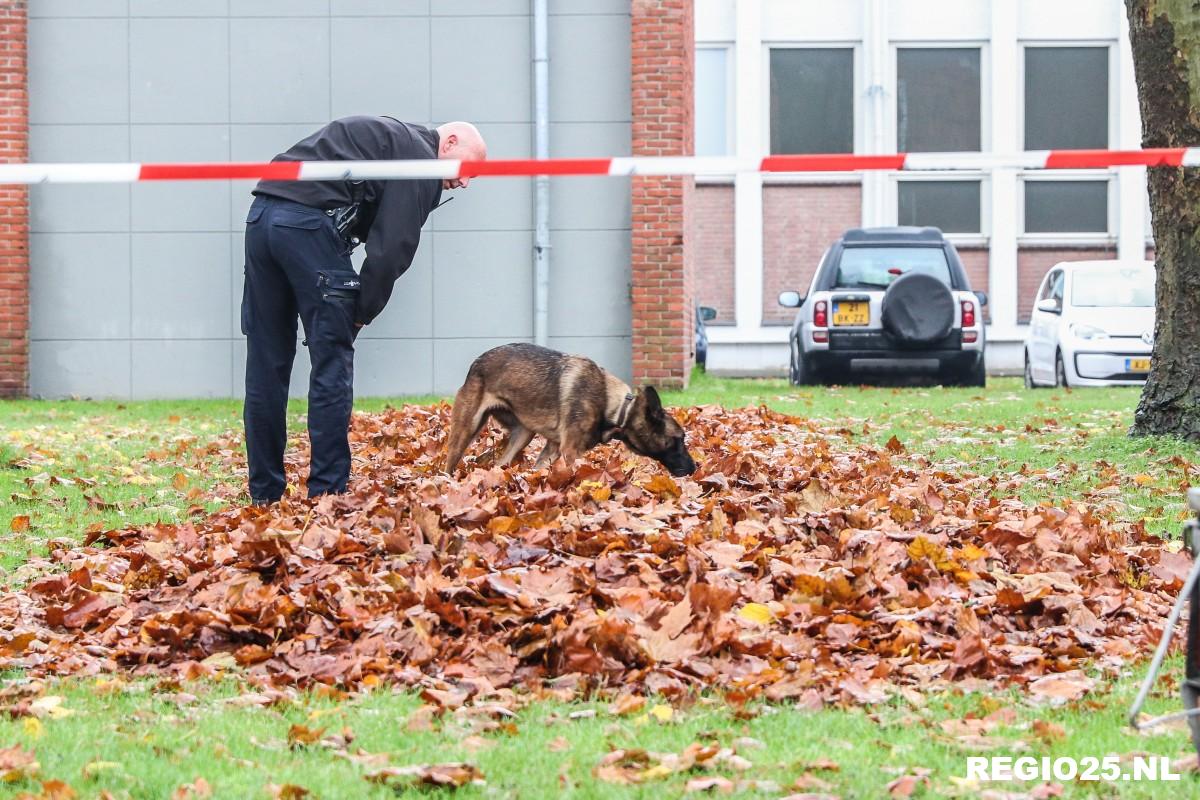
[250,497,277,506]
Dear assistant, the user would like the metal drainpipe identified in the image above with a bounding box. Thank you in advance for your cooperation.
[533,0,550,347]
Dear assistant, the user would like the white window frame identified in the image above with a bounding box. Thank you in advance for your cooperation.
[890,41,991,155]
[1017,41,1117,245]
[760,42,862,186]
[694,43,735,185]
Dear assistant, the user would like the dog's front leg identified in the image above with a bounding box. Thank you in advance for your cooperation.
[532,440,560,469]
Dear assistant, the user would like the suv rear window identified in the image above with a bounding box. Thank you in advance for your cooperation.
[834,246,952,289]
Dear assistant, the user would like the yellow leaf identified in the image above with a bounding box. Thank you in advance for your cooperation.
[172,472,188,491]
[31,696,74,719]
[590,485,611,502]
[641,474,680,498]
[737,603,773,626]
[1132,474,1154,486]
[23,717,43,739]
[640,764,673,781]
[649,704,674,723]
[958,543,988,561]
[83,761,123,779]
[9,515,29,533]
[907,536,946,563]
[200,652,237,670]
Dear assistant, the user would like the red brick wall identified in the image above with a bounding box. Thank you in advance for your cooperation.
[761,184,860,324]
[631,0,694,388]
[692,184,734,324]
[0,1,26,397]
[1017,246,1116,322]
[957,246,990,323]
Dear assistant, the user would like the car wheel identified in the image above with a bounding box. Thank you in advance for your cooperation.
[1055,351,1069,388]
[1024,351,1039,389]
[790,349,819,387]
[966,358,986,388]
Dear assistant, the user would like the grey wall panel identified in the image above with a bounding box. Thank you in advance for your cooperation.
[30,341,131,399]
[548,230,631,338]
[432,230,533,339]
[547,335,631,383]
[432,123,532,232]
[331,16,431,121]
[30,233,131,340]
[230,18,331,123]
[131,18,229,124]
[131,233,232,339]
[550,13,630,123]
[231,0,329,16]
[132,126,231,232]
[550,122,631,231]
[130,0,229,15]
[29,5,631,399]
[132,340,233,398]
[353,244,434,339]
[550,0,630,14]
[30,125,131,234]
[431,15,530,123]
[353,338,434,396]
[30,0,128,18]
[430,0,526,15]
[29,19,129,124]
[432,337,533,395]
[332,0,429,14]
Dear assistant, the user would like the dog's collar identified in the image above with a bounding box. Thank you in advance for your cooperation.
[613,392,636,428]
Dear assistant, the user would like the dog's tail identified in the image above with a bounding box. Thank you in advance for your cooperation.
[444,368,487,474]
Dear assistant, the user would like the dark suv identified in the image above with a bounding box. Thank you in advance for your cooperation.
[778,227,987,386]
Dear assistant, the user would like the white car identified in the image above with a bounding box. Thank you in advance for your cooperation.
[1024,259,1155,388]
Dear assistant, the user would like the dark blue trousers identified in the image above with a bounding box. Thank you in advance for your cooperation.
[241,195,361,502]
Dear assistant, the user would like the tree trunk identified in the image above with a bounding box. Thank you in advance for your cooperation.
[1126,0,1200,440]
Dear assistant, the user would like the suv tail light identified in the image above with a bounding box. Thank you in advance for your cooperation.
[814,300,828,327]
[961,300,976,328]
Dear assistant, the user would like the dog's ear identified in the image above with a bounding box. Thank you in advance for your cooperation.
[642,386,663,417]
[601,427,623,443]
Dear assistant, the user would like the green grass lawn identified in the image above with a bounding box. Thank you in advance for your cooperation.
[0,375,1198,798]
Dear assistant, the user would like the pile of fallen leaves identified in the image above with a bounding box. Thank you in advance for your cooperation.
[0,404,1189,705]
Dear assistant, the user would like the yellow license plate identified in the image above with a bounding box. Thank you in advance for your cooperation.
[1126,357,1151,373]
[832,301,869,326]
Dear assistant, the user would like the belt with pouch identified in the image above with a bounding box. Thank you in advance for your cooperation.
[326,204,361,249]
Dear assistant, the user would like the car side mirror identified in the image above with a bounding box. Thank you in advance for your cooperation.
[1035,298,1061,314]
[699,306,717,322]
[778,291,804,308]
[974,291,988,307]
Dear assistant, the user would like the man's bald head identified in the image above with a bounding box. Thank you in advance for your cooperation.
[436,122,487,189]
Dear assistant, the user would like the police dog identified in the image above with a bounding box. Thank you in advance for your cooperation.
[444,343,696,477]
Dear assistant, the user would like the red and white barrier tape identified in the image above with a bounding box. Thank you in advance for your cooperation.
[0,148,1197,183]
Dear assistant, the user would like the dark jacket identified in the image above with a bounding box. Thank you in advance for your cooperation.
[253,116,443,326]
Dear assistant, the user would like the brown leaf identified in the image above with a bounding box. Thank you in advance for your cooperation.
[266,785,310,800]
[286,724,326,748]
[10,515,30,533]
[366,763,483,788]
[0,745,39,781]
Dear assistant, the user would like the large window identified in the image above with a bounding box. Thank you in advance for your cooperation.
[695,47,730,157]
[1024,47,1109,150]
[769,48,854,154]
[1024,180,1108,233]
[897,48,981,152]
[898,180,982,234]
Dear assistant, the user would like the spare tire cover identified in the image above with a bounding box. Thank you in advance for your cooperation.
[881,271,955,345]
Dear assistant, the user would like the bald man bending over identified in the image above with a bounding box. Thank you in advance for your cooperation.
[241,117,487,504]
